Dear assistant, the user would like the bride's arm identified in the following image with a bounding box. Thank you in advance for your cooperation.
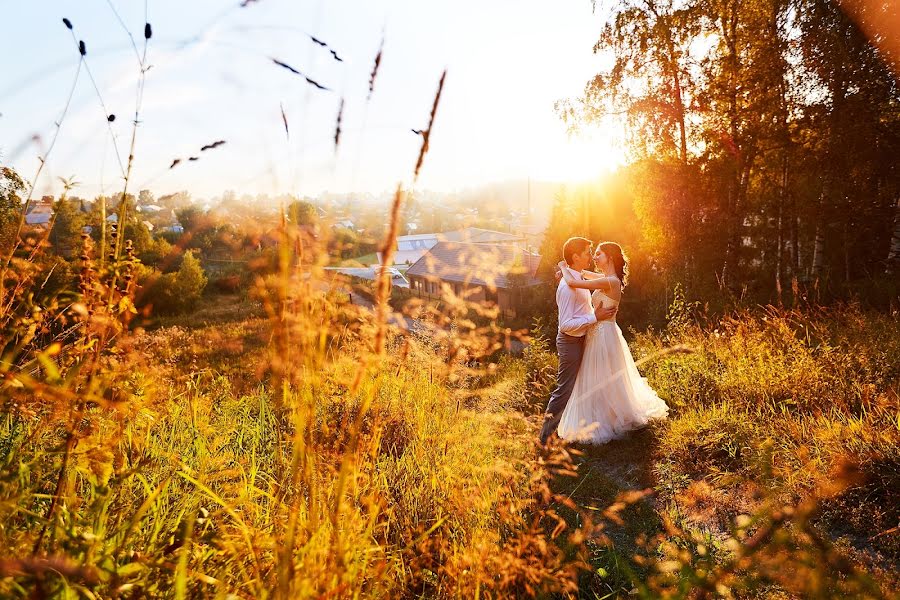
[557,261,615,291]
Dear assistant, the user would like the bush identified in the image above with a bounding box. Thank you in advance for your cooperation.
[521,318,558,409]
[212,273,243,294]
[656,402,759,482]
[138,235,174,267]
[138,250,208,314]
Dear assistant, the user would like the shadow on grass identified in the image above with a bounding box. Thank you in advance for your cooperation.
[550,426,667,598]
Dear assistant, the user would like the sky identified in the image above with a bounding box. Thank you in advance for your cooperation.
[1,0,624,201]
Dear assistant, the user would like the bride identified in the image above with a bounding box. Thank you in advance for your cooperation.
[556,242,668,444]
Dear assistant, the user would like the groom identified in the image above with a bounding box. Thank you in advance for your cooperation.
[539,237,616,445]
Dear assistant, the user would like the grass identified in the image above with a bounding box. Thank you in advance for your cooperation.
[2,257,898,598]
[339,253,379,267]
[3,51,600,597]
[0,278,593,597]
[523,303,899,598]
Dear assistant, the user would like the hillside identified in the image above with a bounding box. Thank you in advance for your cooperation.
[2,288,896,598]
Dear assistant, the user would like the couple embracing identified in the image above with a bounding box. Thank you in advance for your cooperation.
[539,238,669,446]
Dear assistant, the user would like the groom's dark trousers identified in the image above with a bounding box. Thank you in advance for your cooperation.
[539,331,586,444]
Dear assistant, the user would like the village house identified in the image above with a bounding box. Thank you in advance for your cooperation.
[378,227,523,266]
[24,196,54,229]
[405,241,541,317]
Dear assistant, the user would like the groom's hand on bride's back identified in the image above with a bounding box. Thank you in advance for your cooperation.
[554,267,563,284]
[595,305,617,321]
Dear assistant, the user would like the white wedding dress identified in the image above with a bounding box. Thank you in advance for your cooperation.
[558,283,669,444]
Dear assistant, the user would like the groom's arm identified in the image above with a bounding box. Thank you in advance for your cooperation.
[558,286,598,333]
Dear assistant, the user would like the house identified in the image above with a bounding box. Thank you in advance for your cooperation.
[442,227,523,245]
[377,227,524,266]
[333,219,356,231]
[384,232,442,265]
[25,211,52,227]
[325,266,410,288]
[405,241,541,316]
[24,197,54,228]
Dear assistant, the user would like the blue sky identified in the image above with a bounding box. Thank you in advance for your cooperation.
[1,0,623,201]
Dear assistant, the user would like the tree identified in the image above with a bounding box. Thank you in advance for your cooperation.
[798,0,899,282]
[560,0,698,163]
[286,200,318,226]
[139,250,208,314]
[48,198,85,259]
[124,220,153,257]
[565,0,900,302]
[173,251,207,309]
[0,167,26,251]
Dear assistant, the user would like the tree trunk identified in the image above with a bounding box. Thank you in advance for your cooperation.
[791,194,800,275]
[811,190,827,279]
[887,195,900,274]
[668,46,688,165]
[843,218,851,283]
[721,178,738,288]
[775,154,789,305]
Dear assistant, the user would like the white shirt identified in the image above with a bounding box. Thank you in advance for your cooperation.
[557,267,597,336]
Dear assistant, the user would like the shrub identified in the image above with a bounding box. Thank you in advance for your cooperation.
[138,250,208,314]
[212,273,243,294]
[656,402,759,483]
[521,318,558,408]
[138,235,174,267]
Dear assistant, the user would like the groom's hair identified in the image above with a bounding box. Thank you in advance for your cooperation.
[563,237,592,266]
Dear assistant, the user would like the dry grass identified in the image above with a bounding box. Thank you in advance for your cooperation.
[546,304,899,598]
[0,197,602,599]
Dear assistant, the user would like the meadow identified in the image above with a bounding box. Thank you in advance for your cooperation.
[1,253,897,598]
[532,301,900,598]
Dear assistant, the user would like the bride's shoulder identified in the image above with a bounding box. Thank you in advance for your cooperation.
[604,277,623,296]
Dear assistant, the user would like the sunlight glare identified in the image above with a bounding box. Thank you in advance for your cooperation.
[534,127,625,184]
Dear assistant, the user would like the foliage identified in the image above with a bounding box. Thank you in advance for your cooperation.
[0,166,26,250]
[286,199,318,226]
[521,317,558,407]
[48,198,86,259]
[138,250,208,315]
[547,305,898,598]
[639,305,899,562]
[560,0,900,303]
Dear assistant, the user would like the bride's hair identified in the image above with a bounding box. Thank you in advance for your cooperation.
[599,242,629,290]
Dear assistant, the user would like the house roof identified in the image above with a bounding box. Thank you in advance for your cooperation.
[397,233,441,242]
[406,242,541,289]
[377,248,429,266]
[394,227,522,252]
[26,203,53,215]
[439,227,522,244]
[25,212,52,225]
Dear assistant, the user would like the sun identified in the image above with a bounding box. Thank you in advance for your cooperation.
[534,125,626,183]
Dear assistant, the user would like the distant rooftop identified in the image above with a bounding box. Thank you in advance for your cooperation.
[406,241,541,289]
